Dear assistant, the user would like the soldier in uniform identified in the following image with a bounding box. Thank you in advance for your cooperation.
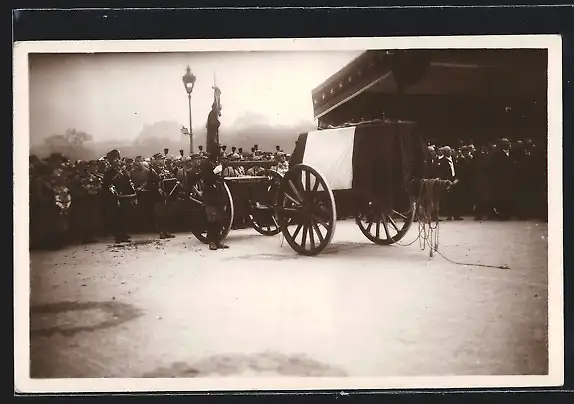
[246,156,266,176]
[131,159,153,232]
[202,80,229,250]
[148,153,176,239]
[102,149,136,243]
[70,161,102,243]
[271,152,289,176]
[199,152,229,250]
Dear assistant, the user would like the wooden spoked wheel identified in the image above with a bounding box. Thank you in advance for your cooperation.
[276,164,337,256]
[355,186,416,245]
[248,169,282,236]
[187,178,234,244]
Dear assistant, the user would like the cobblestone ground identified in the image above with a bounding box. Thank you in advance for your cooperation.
[27,218,549,378]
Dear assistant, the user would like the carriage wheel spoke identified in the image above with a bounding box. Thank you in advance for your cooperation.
[392,210,408,220]
[366,221,373,233]
[288,180,304,203]
[311,220,324,243]
[309,222,316,250]
[375,219,381,238]
[305,172,311,192]
[382,219,391,239]
[388,216,400,232]
[301,225,308,249]
[312,178,320,192]
[284,193,301,206]
[312,213,329,229]
[292,223,303,239]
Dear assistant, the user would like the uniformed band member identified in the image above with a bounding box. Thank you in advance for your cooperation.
[70,161,101,243]
[149,153,176,239]
[102,149,136,243]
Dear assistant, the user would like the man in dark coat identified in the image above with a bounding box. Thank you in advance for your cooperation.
[102,149,135,243]
[490,138,515,220]
[455,146,474,216]
[436,146,462,220]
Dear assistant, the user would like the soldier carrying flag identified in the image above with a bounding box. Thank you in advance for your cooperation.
[201,74,229,251]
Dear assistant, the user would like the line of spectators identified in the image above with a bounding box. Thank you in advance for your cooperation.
[426,137,547,221]
[29,144,290,249]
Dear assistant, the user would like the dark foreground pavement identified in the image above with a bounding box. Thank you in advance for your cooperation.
[27,219,549,378]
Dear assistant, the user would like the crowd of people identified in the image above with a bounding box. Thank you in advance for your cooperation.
[28,136,547,250]
[28,144,290,249]
[425,137,547,222]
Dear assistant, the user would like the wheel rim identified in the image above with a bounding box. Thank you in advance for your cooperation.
[276,164,336,256]
[356,189,415,245]
[188,179,234,244]
[248,170,282,236]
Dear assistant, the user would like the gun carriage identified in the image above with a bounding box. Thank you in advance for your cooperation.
[187,48,547,255]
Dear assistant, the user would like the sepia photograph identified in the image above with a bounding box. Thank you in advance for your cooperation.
[14,36,563,392]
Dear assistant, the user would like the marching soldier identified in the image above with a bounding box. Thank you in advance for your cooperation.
[102,149,136,243]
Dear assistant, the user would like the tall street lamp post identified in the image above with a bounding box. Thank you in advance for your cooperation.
[182,66,197,154]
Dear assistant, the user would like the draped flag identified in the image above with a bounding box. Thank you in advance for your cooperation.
[290,122,426,209]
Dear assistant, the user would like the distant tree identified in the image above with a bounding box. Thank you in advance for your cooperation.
[44,128,94,160]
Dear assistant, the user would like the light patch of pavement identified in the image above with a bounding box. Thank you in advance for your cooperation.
[28,219,549,378]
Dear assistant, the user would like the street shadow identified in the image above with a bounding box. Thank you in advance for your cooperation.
[226,241,425,262]
[30,301,143,338]
[142,351,348,378]
[224,252,302,261]
[106,239,164,252]
[225,232,266,242]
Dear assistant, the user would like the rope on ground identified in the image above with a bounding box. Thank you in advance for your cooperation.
[395,178,510,270]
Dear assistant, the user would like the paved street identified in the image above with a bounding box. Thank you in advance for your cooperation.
[28,219,549,378]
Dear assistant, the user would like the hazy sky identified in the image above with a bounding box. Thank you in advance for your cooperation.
[29,51,361,145]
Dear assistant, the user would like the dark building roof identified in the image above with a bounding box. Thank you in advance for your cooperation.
[311,49,548,120]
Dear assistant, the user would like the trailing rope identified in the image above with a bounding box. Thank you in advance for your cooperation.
[395,178,509,270]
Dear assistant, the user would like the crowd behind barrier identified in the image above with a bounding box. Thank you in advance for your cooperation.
[28,138,547,250]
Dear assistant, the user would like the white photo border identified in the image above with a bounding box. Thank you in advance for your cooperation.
[14,35,564,393]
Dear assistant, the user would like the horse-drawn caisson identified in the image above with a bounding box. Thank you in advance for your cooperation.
[188,50,436,255]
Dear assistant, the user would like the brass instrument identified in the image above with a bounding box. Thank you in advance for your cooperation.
[152,167,182,204]
[109,167,137,206]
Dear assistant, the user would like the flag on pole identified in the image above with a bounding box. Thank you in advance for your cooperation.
[181,126,189,135]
